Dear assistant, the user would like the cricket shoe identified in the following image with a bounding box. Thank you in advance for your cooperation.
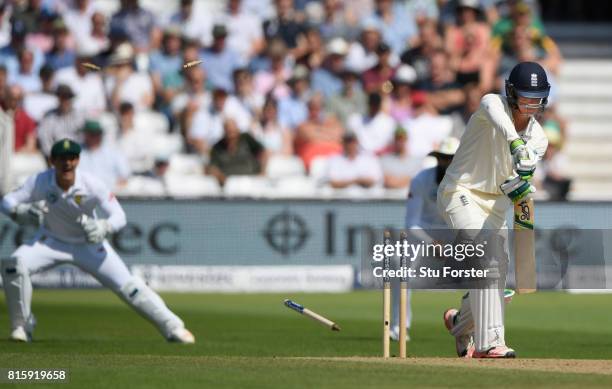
[9,326,32,343]
[443,308,474,358]
[167,327,195,344]
[389,325,410,342]
[473,346,516,359]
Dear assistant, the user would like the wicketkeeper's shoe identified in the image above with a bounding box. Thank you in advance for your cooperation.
[389,325,410,342]
[9,327,31,343]
[443,308,474,358]
[473,346,516,359]
[167,328,195,344]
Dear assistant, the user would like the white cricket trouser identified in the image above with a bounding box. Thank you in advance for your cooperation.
[437,184,510,352]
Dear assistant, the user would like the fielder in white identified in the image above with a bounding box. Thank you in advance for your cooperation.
[0,139,195,343]
[438,62,550,358]
[390,137,460,342]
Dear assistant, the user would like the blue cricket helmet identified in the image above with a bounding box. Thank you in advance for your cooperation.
[505,61,551,109]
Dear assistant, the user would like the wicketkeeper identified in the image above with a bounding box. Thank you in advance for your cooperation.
[437,62,550,358]
[0,139,195,343]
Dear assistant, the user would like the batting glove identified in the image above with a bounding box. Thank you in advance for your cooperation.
[79,215,112,244]
[12,203,45,226]
[500,176,536,203]
[510,138,537,181]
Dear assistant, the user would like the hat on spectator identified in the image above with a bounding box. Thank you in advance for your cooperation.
[361,19,380,32]
[457,0,481,10]
[393,65,417,85]
[212,24,228,39]
[326,37,349,56]
[514,1,532,14]
[288,65,310,83]
[52,18,68,32]
[164,25,182,38]
[81,120,104,134]
[429,137,460,157]
[109,42,134,66]
[51,139,81,158]
[55,84,75,99]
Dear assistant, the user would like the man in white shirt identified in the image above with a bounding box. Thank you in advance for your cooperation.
[439,62,550,359]
[347,92,396,155]
[326,133,383,189]
[54,53,106,116]
[0,139,194,343]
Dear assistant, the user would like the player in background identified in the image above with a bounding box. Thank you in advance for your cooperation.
[438,62,550,358]
[0,139,195,343]
[390,137,460,342]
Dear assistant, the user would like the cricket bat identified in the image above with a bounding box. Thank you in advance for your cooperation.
[513,197,536,294]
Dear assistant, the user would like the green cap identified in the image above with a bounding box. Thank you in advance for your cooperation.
[50,138,81,157]
[81,120,103,134]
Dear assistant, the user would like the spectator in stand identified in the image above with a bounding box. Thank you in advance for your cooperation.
[8,85,37,153]
[444,0,491,85]
[253,38,291,99]
[420,49,465,115]
[326,132,383,189]
[360,0,417,56]
[233,68,264,120]
[109,0,158,52]
[45,19,76,71]
[380,127,422,189]
[106,42,154,112]
[23,64,58,122]
[492,0,546,48]
[206,118,267,185]
[200,24,244,92]
[187,87,251,154]
[54,52,106,116]
[362,42,396,94]
[400,19,444,84]
[263,0,308,58]
[220,0,265,62]
[0,3,10,48]
[294,94,344,169]
[174,65,210,137]
[12,0,44,35]
[311,37,349,99]
[278,64,311,130]
[9,48,41,93]
[63,0,95,49]
[88,11,110,54]
[79,119,131,191]
[539,128,571,201]
[117,102,152,174]
[389,64,417,122]
[317,0,360,42]
[295,27,325,70]
[326,66,366,127]
[166,0,213,48]
[149,26,184,106]
[346,21,399,73]
[37,84,85,156]
[251,97,293,156]
[0,20,44,81]
[347,92,396,154]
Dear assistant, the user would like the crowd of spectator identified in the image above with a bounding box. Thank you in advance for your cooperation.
[0,0,571,199]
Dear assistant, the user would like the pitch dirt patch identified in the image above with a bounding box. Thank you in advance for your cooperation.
[295,357,612,376]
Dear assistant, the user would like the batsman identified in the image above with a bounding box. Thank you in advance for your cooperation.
[437,62,550,358]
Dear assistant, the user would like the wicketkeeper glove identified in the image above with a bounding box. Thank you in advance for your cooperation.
[510,138,537,180]
[11,203,45,226]
[79,215,113,244]
[500,176,536,202]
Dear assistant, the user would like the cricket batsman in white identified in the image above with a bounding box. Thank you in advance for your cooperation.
[0,139,195,344]
[438,62,550,358]
[390,137,460,341]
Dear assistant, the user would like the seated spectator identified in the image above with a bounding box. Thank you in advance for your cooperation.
[79,120,131,190]
[444,0,490,85]
[188,87,251,154]
[253,38,291,99]
[44,19,76,71]
[88,11,110,54]
[346,22,397,73]
[0,20,44,81]
[109,0,158,52]
[389,64,417,122]
[251,97,293,156]
[54,52,106,116]
[234,68,264,119]
[9,48,41,93]
[63,0,96,49]
[420,49,465,115]
[206,118,267,185]
[149,26,184,107]
[278,65,311,130]
[23,64,58,122]
[362,43,396,94]
[8,85,37,153]
[347,92,396,154]
[311,37,349,99]
[491,0,546,50]
[294,94,344,169]
[360,0,417,56]
[166,0,213,47]
[200,24,244,92]
[326,66,366,127]
[220,0,265,62]
[400,18,443,84]
[294,27,325,70]
[0,4,10,48]
[117,102,152,174]
[326,132,383,189]
[263,0,308,58]
[539,124,571,201]
[106,42,154,112]
[173,65,210,136]
[11,0,44,35]
[380,127,421,189]
[37,84,85,156]
[317,0,360,42]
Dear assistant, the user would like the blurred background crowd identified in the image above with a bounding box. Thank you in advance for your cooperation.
[0,0,574,199]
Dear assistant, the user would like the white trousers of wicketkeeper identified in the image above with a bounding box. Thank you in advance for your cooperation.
[437,184,510,352]
[1,232,184,338]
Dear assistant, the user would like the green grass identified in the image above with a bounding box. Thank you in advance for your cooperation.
[0,290,610,388]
